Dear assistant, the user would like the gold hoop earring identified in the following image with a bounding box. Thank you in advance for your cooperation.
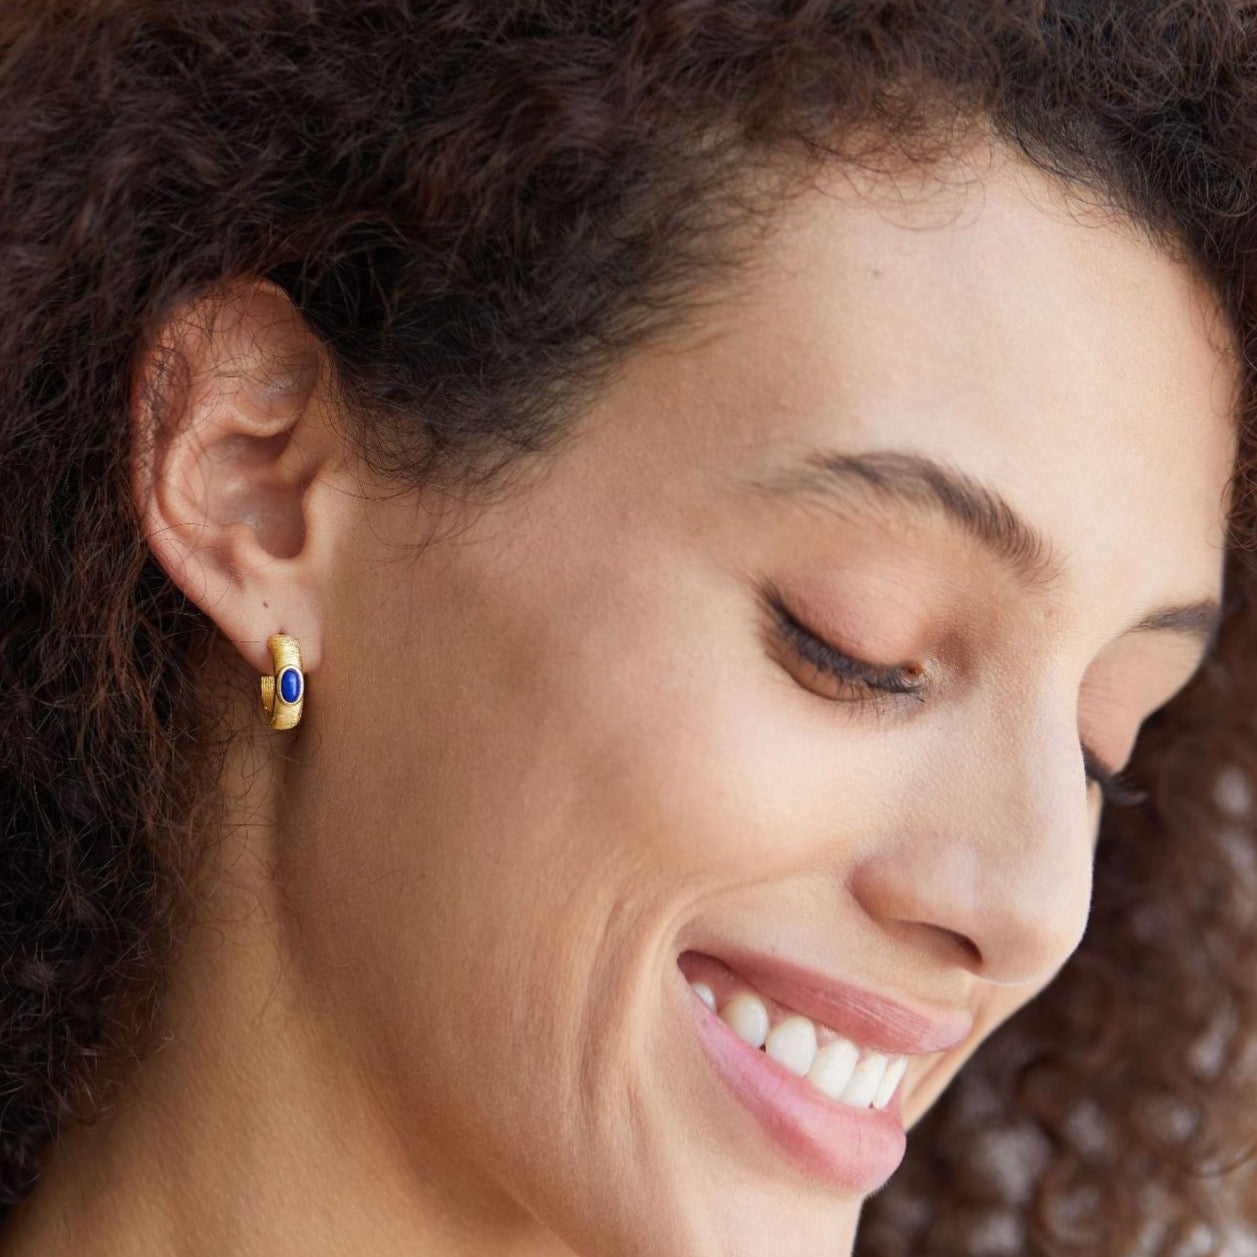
[259,633,305,730]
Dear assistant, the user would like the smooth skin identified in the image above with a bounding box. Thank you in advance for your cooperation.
[2,140,1237,1257]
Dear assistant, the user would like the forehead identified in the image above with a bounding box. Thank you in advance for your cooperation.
[669,147,1238,622]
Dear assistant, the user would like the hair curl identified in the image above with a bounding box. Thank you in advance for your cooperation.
[3,2,1257,1253]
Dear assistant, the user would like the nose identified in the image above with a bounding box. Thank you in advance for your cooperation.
[846,692,1097,988]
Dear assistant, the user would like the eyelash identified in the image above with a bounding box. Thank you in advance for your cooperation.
[765,589,1149,810]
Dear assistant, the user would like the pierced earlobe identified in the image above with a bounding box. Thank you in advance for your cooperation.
[259,633,305,730]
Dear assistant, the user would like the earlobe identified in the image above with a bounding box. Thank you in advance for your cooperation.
[130,278,345,676]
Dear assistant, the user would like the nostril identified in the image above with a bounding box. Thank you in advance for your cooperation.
[875,914,985,973]
[901,920,983,971]
[941,927,983,971]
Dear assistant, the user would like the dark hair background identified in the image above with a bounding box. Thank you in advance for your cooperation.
[3,2,1257,1254]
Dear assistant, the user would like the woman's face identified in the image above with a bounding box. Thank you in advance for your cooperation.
[287,148,1236,1255]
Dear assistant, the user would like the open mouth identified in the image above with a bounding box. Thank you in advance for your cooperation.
[681,952,909,1111]
[676,950,964,1194]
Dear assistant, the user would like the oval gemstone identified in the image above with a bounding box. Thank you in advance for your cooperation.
[278,666,303,705]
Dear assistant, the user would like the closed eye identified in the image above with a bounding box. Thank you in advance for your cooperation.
[762,582,1148,810]
[1079,745,1148,808]
[766,591,927,703]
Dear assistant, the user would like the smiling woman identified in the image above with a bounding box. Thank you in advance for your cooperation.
[2,3,1257,1257]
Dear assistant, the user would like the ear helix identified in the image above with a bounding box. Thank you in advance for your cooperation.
[259,633,305,730]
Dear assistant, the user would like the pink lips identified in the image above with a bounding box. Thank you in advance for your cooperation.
[677,949,974,1195]
[703,949,974,1056]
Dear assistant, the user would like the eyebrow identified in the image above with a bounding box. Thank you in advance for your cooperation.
[744,447,1223,659]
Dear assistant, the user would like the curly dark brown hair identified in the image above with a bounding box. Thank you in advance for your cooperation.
[3,1,1257,1253]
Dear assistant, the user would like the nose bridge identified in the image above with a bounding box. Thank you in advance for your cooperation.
[850,683,1096,988]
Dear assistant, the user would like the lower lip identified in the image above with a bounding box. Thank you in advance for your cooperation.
[679,966,907,1195]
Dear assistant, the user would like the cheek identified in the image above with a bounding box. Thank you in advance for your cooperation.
[323,525,877,1014]
[545,557,882,890]
[283,531,833,1076]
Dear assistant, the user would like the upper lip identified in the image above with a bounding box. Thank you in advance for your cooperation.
[696,947,975,1056]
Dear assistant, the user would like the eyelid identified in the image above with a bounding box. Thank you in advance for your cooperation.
[763,581,1149,810]
[762,583,928,701]
[1080,743,1149,808]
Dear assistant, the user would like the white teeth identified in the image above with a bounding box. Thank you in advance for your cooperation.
[840,1051,889,1108]
[871,1055,908,1111]
[700,978,911,1111]
[764,1015,818,1076]
[806,1037,860,1100]
[689,981,717,1012]
[719,992,770,1049]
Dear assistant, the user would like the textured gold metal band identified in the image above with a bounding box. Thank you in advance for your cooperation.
[259,633,305,730]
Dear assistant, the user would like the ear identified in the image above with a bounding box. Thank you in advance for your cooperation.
[130,277,358,677]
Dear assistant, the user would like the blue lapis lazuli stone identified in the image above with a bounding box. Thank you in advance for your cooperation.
[278,666,302,705]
